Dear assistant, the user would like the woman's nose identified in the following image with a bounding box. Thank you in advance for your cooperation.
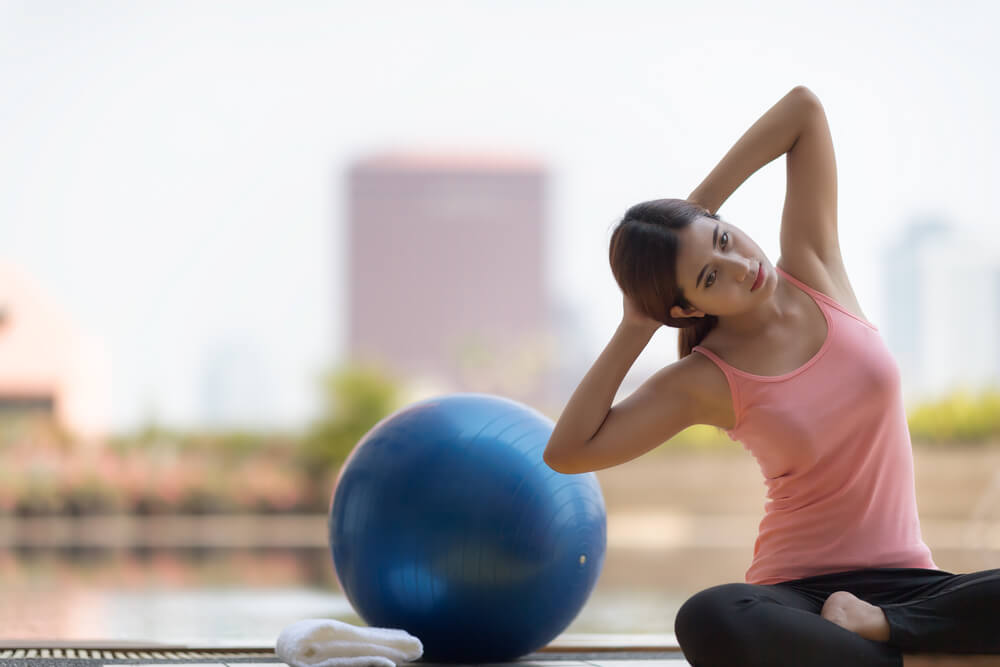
[729,257,751,281]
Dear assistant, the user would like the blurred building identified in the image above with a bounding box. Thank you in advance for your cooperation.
[345,151,557,410]
[0,261,110,443]
[199,337,274,430]
[883,218,1000,402]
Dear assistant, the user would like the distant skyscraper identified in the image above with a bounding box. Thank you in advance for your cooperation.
[884,218,1000,402]
[198,337,273,429]
[345,152,555,408]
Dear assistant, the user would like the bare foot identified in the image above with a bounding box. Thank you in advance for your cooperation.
[820,590,891,642]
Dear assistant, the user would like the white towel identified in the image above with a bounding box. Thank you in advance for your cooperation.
[275,618,424,667]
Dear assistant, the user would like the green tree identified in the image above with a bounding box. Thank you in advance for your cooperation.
[297,362,402,484]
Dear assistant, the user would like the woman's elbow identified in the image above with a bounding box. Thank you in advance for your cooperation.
[542,448,565,472]
[543,447,579,474]
[791,84,823,109]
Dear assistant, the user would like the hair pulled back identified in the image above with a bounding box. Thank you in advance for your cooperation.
[608,198,721,358]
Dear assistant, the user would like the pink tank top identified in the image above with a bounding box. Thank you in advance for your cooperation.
[692,266,936,585]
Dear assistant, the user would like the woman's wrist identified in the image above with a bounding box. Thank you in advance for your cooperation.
[688,86,812,216]
[685,193,718,217]
[618,317,660,339]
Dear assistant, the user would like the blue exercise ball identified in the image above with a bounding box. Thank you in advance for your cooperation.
[328,393,606,663]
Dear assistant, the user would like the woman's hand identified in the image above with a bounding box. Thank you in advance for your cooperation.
[685,199,714,216]
[621,293,662,333]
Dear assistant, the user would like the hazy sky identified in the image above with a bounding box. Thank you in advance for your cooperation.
[2,0,997,432]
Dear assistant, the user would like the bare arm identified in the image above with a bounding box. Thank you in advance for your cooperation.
[543,316,658,471]
[544,297,724,474]
[687,85,817,215]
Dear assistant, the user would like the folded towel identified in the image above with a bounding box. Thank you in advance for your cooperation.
[276,618,423,667]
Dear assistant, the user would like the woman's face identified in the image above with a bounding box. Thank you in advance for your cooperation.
[671,216,774,319]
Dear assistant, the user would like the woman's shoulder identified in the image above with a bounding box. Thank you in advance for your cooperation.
[678,348,737,430]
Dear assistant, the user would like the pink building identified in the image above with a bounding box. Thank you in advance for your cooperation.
[0,261,110,444]
[346,151,555,408]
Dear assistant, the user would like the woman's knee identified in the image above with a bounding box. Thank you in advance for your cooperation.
[675,583,763,662]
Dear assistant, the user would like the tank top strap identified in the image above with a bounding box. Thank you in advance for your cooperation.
[690,345,743,433]
[775,265,878,331]
[691,344,730,370]
[775,265,836,309]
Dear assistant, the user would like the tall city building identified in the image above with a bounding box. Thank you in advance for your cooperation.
[883,218,1000,402]
[345,152,556,409]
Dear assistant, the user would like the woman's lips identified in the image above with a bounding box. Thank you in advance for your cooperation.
[751,263,764,291]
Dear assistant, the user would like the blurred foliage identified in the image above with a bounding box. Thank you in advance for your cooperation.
[8,377,1000,517]
[296,362,402,483]
[907,389,1000,444]
[659,424,740,453]
[0,412,73,453]
[653,388,1000,452]
[107,424,296,462]
[0,363,403,516]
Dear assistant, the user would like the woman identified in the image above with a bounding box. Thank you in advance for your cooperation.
[543,86,1000,666]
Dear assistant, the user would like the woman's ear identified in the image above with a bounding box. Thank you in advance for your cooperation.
[670,304,706,319]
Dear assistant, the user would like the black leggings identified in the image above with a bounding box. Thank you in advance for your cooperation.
[674,567,1000,666]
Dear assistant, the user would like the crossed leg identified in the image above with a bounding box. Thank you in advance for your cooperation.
[674,568,1000,667]
[821,591,1000,666]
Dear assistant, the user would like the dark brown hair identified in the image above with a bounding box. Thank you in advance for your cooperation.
[608,198,721,358]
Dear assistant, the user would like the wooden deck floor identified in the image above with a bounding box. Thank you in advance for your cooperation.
[0,635,691,665]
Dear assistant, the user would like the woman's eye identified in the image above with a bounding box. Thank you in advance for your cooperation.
[705,232,727,288]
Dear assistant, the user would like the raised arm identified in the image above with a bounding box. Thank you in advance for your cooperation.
[543,297,729,475]
[687,85,839,268]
